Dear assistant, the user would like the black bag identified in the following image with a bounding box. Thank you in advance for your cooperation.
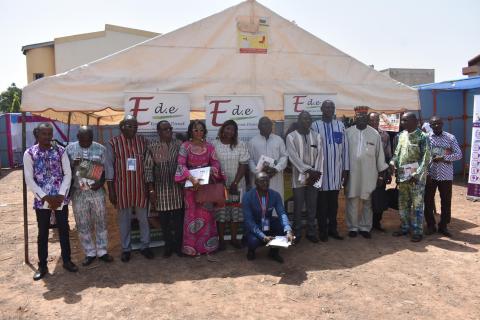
[386,185,399,210]
[371,187,388,213]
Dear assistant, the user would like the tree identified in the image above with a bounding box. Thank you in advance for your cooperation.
[0,83,22,113]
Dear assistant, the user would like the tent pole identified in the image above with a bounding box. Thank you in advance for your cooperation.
[66,112,72,142]
[21,112,29,264]
[432,89,437,115]
[463,90,467,177]
[96,117,101,144]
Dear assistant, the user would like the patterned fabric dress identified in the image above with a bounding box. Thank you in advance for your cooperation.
[212,140,250,223]
[144,139,183,214]
[391,129,431,235]
[175,141,225,256]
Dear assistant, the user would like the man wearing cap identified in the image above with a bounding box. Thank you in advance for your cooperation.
[243,172,294,263]
[345,107,389,239]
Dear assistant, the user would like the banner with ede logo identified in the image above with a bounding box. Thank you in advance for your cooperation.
[124,92,190,133]
[205,95,264,142]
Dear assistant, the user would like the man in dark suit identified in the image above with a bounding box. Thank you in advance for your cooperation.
[243,172,294,263]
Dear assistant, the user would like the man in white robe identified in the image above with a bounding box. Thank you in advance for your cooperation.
[345,107,388,239]
[247,117,288,201]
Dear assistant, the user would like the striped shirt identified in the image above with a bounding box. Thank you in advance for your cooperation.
[105,134,148,209]
[286,130,324,188]
[311,119,349,190]
[428,131,462,181]
[144,138,183,211]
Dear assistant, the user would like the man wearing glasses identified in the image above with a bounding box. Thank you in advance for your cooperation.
[106,115,153,262]
[144,121,184,257]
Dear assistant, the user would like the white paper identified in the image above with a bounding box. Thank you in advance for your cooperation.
[299,172,323,189]
[266,236,292,248]
[256,155,275,172]
[313,175,323,189]
[185,167,211,187]
[399,162,419,182]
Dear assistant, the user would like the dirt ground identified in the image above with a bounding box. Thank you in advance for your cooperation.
[0,168,479,320]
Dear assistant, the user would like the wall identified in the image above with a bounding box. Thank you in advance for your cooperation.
[419,88,480,175]
[55,30,156,73]
[25,46,55,83]
[381,68,434,86]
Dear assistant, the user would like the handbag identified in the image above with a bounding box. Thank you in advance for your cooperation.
[386,185,399,210]
[194,183,227,207]
[371,186,388,213]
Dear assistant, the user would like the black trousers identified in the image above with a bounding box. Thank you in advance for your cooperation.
[36,206,71,268]
[424,179,453,228]
[246,218,283,252]
[159,209,184,253]
[317,190,340,235]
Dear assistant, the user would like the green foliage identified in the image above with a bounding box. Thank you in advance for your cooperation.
[0,83,22,113]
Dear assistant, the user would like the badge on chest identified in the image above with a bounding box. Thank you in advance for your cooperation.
[127,158,136,171]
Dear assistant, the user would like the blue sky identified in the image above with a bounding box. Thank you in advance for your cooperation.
[0,0,478,91]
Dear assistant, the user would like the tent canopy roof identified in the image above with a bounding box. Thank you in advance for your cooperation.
[415,76,480,91]
[21,0,419,125]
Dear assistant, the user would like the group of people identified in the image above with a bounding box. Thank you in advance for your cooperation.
[23,100,462,281]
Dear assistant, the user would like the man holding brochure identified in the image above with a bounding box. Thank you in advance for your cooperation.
[389,112,431,242]
[247,116,288,200]
[286,111,324,243]
[243,172,294,263]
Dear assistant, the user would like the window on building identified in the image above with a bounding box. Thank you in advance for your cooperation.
[33,73,44,80]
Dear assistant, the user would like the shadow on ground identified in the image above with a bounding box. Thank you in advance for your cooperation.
[38,205,479,304]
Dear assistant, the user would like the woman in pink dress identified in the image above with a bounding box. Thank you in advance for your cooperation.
[175,120,225,256]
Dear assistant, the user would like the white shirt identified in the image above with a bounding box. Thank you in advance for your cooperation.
[247,133,288,199]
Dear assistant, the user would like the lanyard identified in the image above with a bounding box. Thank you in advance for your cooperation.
[256,191,269,218]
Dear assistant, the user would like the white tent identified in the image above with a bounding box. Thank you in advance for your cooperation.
[21,0,419,124]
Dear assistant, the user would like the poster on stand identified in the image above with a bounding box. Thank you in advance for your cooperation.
[467,95,480,200]
[205,95,264,142]
[124,92,190,134]
[379,113,401,132]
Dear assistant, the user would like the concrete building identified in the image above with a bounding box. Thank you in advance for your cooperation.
[22,24,159,84]
[380,68,435,86]
[462,54,480,77]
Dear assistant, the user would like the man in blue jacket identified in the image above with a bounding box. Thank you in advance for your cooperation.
[243,172,294,263]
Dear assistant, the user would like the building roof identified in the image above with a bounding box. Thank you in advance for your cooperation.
[415,75,480,91]
[21,24,159,54]
[21,41,54,55]
[468,54,480,66]
[55,24,159,44]
[379,68,434,73]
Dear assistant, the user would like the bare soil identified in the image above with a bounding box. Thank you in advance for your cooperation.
[0,168,479,320]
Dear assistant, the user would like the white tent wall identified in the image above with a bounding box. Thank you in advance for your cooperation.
[20,0,418,125]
